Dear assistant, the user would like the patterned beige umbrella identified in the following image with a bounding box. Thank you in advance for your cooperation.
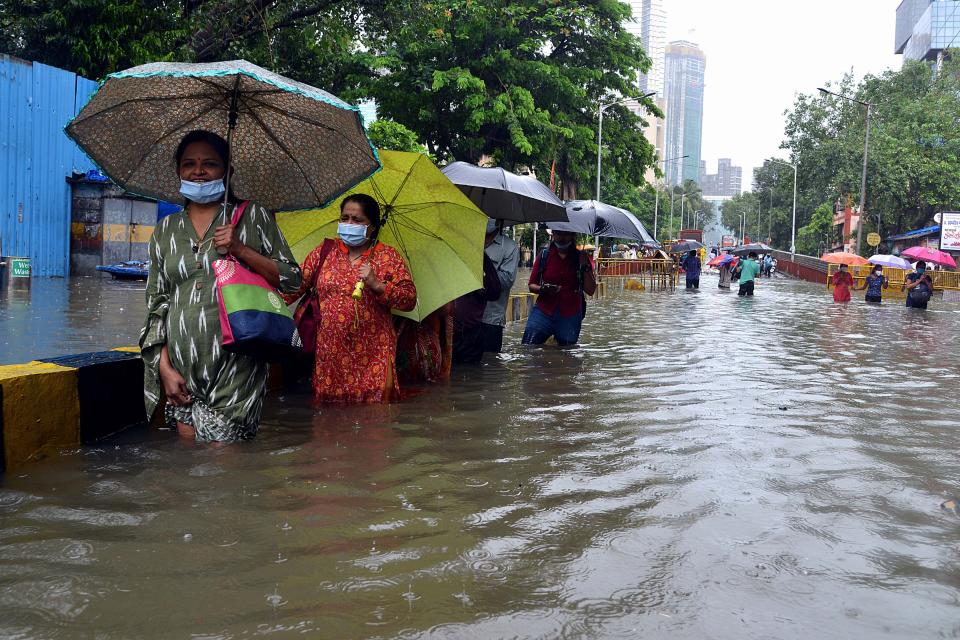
[65,60,380,211]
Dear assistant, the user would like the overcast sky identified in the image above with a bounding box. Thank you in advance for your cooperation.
[666,0,903,191]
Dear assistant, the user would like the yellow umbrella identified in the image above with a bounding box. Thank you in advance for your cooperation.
[277,150,487,321]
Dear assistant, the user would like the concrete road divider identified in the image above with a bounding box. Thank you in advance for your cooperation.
[0,361,81,471]
[0,350,146,471]
[38,350,147,444]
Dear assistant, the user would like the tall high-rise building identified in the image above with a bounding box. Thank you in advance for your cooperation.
[663,40,706,186]
[700,158,742,197]
[895,0,960,61]
[623,0,668,185]
[623,0,667,97]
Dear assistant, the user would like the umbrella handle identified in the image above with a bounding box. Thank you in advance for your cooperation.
[216,77,242,255]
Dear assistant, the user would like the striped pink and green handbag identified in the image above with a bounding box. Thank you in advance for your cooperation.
[213,201,301,361]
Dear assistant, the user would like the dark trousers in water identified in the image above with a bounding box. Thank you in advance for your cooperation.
[480,323,504,353]
[865,294,882,304]
[686,277,700,289]
[521,307,583,346]
[738,280,755,296]
[905,297,928,310]
[453,327,485,364]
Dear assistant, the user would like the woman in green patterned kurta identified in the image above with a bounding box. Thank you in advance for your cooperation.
[140,131,302,442]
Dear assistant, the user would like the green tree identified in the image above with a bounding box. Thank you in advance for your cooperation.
[0,0,177,77]
[359,0,660,200]
[780,56,960,253]
[3,0,662,209]
[366,119,428,154]
[0,0,377,87]
[796,202,836,256]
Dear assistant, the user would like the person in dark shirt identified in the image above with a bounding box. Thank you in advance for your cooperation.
[521,231,597,346]
[452,252,502,363]
[856,265,888,303]
[903,260,934,309]
[680,249,701,289]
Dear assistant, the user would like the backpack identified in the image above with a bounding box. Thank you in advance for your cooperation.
[909,277,932,304]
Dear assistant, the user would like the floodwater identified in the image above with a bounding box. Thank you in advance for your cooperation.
[0,277,145,364]
[2,274,960,639]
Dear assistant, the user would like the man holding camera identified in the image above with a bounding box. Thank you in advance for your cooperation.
[521,230,597,346]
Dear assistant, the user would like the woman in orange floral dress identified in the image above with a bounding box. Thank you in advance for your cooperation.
[285,194,416,403]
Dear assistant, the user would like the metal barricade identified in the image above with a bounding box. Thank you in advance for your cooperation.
[596,258,678,291]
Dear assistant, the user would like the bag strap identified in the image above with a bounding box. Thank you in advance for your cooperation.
[216,201,250,266]
[309,239,336,291]
[229,200,250,226]
[536,248,550,287]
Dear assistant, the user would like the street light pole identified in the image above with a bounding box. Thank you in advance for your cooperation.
[768,188,773,242]
[859,104,872,252]
[652,154,688,241]
[669,187,675,240]
[757,200,761,242]
[596,92,656,249]
[819,87,872,255]
[770,158,798,256]
[595,104,607,201]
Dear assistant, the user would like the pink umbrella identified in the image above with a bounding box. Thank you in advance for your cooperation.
[901,246,957,268]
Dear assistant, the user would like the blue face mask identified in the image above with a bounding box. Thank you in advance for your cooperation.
[338,222,368,247]
[554,241,572,251]
[917,268,926,275]
[179,179,225,204]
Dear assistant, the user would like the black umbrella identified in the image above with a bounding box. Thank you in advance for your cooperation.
[440,162,567,223]
[548,200,657,245]
[668,240,705,253]
[731,243,773,256]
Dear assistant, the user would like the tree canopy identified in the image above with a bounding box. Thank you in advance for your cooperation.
[2,0,661,204]
[736,56,960,255]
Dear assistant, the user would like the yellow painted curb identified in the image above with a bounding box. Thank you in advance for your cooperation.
[112,346,140,353]
[0,362,80,470]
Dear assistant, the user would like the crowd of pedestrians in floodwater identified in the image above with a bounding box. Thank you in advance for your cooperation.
[142,130,598,443]
[830,260,935,308]
[143,129,941,445]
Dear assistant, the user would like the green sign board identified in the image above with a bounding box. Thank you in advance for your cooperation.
[10,258,30,278]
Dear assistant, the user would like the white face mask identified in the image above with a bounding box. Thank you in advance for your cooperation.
[338,222,369,247]
[554,241,572,250]
[179,178,226,204]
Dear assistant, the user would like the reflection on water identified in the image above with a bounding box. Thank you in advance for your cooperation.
[0,277,146,364]
[2,275,960,639]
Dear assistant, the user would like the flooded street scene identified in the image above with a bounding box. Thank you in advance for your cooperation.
[4,0,960,637]
[3,275,960,638]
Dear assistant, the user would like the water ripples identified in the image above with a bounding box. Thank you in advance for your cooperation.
[2,277,960,638]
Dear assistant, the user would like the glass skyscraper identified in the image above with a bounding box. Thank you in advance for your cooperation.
[623,0,667,97]
[895,0,960,61]
[623,0,667,178]
[663,40,705,186]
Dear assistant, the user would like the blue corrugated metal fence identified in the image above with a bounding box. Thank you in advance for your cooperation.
[0,56,98,276]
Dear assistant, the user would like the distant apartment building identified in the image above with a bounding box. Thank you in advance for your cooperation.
[623,0,668,183]
[663,40,706,186]
[699,158,742,197]
[895,0,960,61]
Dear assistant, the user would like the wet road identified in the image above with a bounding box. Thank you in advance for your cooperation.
[2,274,960,638]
